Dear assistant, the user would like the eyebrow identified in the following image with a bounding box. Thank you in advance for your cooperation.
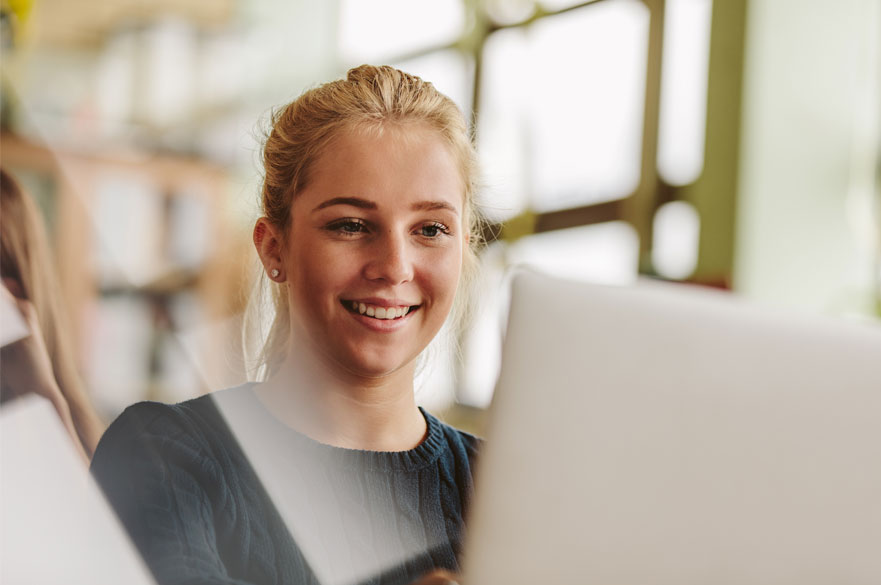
[312,197,377,212]
[410,200,459,215]
[312,197,459,215]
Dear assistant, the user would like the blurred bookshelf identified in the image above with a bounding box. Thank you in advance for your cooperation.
[1,132,252,420]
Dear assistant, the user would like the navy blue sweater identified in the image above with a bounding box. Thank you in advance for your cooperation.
[91,384,480,585]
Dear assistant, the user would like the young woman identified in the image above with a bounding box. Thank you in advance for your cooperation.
[91,65,483,585]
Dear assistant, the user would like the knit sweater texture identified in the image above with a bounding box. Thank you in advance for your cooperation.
[90,384,481,585]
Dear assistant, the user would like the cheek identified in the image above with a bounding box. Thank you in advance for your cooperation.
[286,242,345,306]
[424,247,464,307]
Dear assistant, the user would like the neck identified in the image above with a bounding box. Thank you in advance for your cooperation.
[254,344,426,452]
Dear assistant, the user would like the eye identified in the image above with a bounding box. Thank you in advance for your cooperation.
[417,222,451,238]
[326,218,369,235]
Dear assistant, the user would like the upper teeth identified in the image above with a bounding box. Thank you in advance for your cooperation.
[352,302,411,320]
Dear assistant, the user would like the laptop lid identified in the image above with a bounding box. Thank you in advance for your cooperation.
[463,270,881,584]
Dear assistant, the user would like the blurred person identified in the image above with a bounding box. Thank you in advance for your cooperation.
[91,65,482,585]
[0,166,106,459]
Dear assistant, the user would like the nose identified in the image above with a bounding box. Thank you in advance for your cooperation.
[363,230,414,285]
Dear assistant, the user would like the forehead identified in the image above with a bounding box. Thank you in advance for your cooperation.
[297,122,465,209]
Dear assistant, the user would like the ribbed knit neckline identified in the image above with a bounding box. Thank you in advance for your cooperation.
[213,383,447,474]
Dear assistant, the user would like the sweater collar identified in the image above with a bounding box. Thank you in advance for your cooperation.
[213,383,448,473]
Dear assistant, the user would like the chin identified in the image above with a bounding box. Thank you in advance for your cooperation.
[337,349,416,381]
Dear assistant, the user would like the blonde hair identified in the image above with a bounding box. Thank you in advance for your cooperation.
[250,64,483,378]
[0,167,105,456]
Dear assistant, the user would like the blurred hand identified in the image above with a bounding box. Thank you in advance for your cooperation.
[1,283,87,463]
[2,284,57,395]
[409,569,461,585]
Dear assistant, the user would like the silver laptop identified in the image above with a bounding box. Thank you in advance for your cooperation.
[463,269,881,584]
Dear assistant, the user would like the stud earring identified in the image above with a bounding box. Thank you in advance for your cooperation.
[270,269,280,278]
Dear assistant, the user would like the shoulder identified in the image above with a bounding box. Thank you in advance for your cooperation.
[94,393,219,451]
[91,384,255,478]
[421,408,482,466]
[441,417,482,453]
[101,383,255,436]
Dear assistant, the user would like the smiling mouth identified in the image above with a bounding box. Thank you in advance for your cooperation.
[342,300,420,320]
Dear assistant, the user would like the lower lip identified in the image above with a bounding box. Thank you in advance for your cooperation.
[347,308,415,332]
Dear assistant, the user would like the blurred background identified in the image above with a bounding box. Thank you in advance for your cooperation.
[1,0,879,428]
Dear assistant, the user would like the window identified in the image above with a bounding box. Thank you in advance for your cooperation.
[337,0,717,405]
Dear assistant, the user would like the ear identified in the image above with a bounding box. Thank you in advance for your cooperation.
[253,218,286,282]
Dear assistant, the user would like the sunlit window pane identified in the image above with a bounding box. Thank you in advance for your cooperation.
[477,28,532,222]
[539,0,595,11]
[338,0,464,63]
[478,0,649,219]
[657,0,712,186]
[485,0,536,25]
[459,243,510,406]
[394,49,474,120]
[528,1,648,211]
[652,201,700,279]
[507,221,640,284]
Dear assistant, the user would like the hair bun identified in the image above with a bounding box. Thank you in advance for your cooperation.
[346,64,425,93]
[345,64,380,83]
